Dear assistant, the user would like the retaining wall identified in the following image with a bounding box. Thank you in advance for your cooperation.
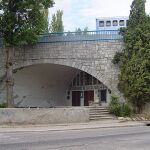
[0,107,89,125]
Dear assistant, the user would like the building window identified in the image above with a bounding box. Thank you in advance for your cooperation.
[93,77,98,85]
[113,20,118,26]
[73,78,76,86]
[119,20,125,26]
[89,75,92,85]
[106,21,111,26]
[99,21,104,27]
[84,73,89,85]
[77,74,80,86]
[80,72,83,86]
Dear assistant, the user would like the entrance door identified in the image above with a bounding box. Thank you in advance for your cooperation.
[72,91,80,106]
[84,91,94,106]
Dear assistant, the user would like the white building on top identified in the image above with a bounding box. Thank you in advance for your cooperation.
[96,16,129,31]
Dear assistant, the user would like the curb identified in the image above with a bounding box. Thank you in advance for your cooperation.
[0,122,146,133]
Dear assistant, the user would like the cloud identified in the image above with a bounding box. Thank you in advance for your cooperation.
[48,0,150,31]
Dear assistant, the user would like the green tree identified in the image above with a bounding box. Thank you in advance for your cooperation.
[113,0,150,113]
[75,27,88,35]
[83,27,88,35]
[0,0,54,107]
[43,9,49,32]
[75,28,82,35]
[128,0,146,28]
[50,10,64,32]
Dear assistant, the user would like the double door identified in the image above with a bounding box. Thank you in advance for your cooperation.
[72,91,94,106]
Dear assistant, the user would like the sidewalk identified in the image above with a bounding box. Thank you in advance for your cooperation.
[0,120,148,133]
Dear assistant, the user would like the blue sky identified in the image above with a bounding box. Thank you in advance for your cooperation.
[48,0,150,31]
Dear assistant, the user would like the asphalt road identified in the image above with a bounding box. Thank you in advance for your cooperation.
[0,126,150,150]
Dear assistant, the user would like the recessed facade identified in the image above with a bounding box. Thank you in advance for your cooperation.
[12,64,110,108]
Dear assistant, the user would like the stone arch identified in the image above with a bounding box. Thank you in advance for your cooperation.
[13,63,112,107]
[14,59,109,90]
[12,40,123,99]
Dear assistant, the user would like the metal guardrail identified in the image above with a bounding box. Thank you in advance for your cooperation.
[0,30,123,46]
[38,30,123,43]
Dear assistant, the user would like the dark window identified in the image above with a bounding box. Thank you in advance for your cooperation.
[80,72,83,86]
[106,21,111,26]
[77,74,79,86]
[113,20,118,26]
[99,21,104,27]
[73,78,76,86]
[93,77,98,85]
[119,20,125,26]
[101,90,107,102]
[84,73,89,85]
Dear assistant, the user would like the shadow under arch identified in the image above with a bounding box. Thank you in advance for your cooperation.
[13,59,110,90]
[13,63,111,107]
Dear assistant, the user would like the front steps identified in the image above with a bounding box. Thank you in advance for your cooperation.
[89,106,116,121]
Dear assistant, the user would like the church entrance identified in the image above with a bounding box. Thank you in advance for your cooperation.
[72,90,94,106]
[69,71,109,107]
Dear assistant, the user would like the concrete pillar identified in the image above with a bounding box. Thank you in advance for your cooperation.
[80,91,84,106]
[107,89,111,105]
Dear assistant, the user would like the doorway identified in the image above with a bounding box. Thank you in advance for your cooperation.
[84,91,94,106]
[72,91,81,106]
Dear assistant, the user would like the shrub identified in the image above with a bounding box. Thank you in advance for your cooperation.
[109,96,132,117]
[109,96,122,116]
[0,103,7,108]
[121,103,132,117]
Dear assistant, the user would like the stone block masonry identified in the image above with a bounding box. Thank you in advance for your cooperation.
[13,40,124,96]
[0,40,124,104]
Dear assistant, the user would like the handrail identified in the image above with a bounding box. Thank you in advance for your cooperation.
[41,30,120,35]
[0,30,123,47]
[38,30,123,43]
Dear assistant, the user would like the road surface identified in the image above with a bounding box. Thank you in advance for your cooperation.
[0,126,150,150]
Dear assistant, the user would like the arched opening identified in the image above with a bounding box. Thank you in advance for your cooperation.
[13,64,110,108]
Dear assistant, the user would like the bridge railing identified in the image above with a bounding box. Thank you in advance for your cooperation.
[0,30,123,47]
[38,30,123,43]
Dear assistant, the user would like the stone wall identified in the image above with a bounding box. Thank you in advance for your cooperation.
[0,40,124,105]
[0,107,89,125]
[13,40,124,97]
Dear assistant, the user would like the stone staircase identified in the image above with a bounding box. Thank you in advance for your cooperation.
[89,106,116,121]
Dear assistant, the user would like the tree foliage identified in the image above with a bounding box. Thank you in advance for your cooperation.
[113,0,150,113]
[75,27,88,35]
[0,0,54,107]
[0,0,54,46]
[50,9,64,32]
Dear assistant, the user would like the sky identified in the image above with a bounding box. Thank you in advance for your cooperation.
[48,0,150,31]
